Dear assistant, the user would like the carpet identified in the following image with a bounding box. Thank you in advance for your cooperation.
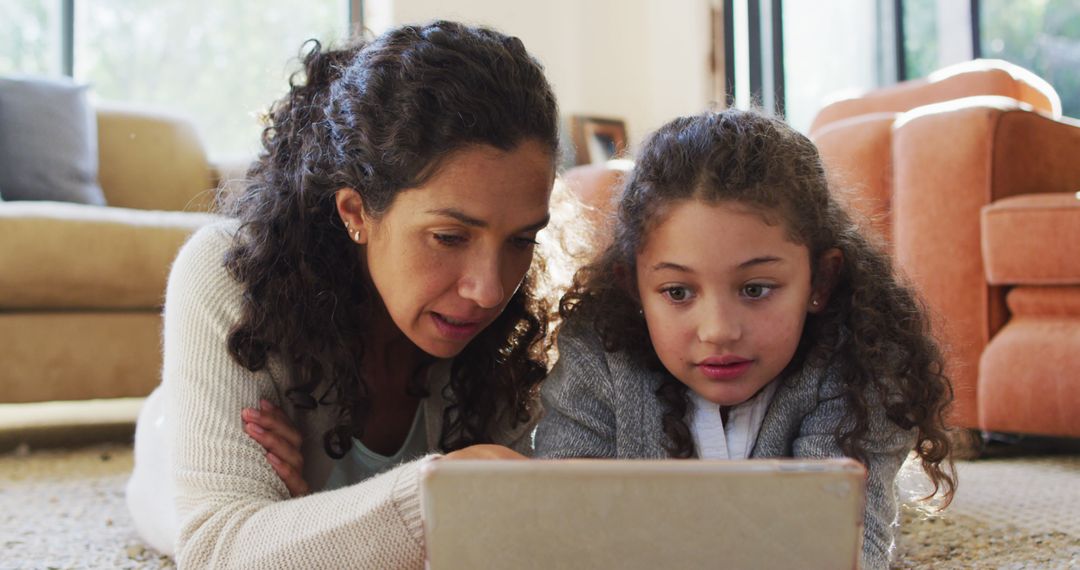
[2,443,1078,568]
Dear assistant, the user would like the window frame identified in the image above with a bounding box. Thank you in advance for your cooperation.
[51,0,364,79]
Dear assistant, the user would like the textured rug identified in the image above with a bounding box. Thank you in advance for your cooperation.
[2,443,1079,569]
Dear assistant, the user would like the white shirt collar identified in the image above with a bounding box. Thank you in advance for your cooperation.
[689,381,779,460]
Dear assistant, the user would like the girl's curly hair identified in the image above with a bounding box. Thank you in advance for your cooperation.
[219,21,559,458]
[560,109,956,505]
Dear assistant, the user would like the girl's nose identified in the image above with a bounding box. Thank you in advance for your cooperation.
[458,255,505,309]
[697,299,742,345]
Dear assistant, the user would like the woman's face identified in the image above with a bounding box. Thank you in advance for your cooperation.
[349,140,555,358]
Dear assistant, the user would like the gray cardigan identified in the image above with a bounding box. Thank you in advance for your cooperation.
[534,322,916,570]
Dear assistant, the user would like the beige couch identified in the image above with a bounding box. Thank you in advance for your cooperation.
[0,105,228,405]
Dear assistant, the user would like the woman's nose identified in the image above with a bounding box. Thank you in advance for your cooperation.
[458,254,505,309]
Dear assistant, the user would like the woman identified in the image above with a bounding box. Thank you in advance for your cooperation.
[126,21,560,568]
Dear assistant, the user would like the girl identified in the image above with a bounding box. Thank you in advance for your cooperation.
[533,109,956,570]
[126,21,560,568]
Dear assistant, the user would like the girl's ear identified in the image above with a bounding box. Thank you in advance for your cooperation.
[335,188,370,244]
[808,248,843,314]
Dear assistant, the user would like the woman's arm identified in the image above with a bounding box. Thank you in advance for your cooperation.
[242,400,309,497]
[164,225,430,569]
[533,323,618,459]
[790,371,916,570]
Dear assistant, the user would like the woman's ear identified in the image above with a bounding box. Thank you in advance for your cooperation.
[335,188,369,244]
[808,248,843,314]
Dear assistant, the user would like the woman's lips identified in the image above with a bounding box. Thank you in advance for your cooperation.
[431,312,484,340]
[697,356,753,380]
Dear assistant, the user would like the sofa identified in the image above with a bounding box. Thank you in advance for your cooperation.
[0,105,226,406]
[810,59,1080,439]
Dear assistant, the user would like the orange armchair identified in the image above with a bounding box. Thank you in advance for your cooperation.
[810,60,1080,437]
[810,59,1060,247]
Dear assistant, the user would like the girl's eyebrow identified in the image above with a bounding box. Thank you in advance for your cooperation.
[651,261,693,273]
[652,256,783,274]
[427,208,550,233]
[736,255,783,269]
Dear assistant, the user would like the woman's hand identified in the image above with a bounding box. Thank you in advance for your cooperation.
[242,399,309,497]
[443,444,527,460]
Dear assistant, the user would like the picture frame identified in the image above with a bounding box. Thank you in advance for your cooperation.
[569,115,628,165]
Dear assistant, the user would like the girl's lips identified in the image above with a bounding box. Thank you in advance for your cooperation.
[697,357,753,381]
[431,312,484,340]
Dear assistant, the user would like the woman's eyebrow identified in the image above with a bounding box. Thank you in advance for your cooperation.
[427,208,550,233]
[517,214,551,233]
[428,208,486,228]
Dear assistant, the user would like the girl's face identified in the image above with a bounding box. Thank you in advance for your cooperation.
[635,199,825,406]
[347,140,555,358]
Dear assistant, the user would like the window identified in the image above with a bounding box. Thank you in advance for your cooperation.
[900,0,973,80]
[980,0,1080,118]
[2,1,356,159]
[901,0,940,79]
[74,1,351,159]
[735,0,1080,132]
[0,0,64,76]
[782,0,892,132]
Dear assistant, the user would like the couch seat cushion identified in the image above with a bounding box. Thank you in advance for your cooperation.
[0,202,221,309]
[982,192,1080,285]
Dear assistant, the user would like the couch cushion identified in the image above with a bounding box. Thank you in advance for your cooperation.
[0,76,106,205]
[979,316,1080,437]
[0,202,221,309]
[1005,286,1080,317]
[982,192,1080,285]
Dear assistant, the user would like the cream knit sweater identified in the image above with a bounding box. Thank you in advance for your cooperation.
[128,221,535,569]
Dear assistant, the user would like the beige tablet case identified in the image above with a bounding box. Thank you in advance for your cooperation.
[421,459,865,570]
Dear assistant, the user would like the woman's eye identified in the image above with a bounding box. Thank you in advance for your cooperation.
[662,286,693,303]
[511,236,539,249]
[434,233,466,246]
[741,283,773,299]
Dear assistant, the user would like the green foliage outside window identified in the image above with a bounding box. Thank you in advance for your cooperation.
[75,0,350,159]
[903,0,940,80]
[0,0,61,76]
[982,0,1080,118]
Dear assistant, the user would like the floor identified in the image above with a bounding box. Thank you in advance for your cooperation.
[1,440,1078,569]
[893,444,1080,568]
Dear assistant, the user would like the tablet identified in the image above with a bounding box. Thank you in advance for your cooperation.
[421,458,865,570]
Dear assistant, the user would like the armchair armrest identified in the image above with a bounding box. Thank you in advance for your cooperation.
[96,104,214,212]
[982,193,1080,286]
[890,95,1080,427]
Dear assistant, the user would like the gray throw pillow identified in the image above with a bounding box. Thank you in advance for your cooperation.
[0,75,106,205]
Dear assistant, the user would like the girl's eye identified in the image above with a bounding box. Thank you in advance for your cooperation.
[662,286,693,303]
[741,283,774,299]
[434,233,466,246]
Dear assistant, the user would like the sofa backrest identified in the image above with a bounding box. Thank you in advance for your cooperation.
[96,104,214,212]
[808,58,1061,136]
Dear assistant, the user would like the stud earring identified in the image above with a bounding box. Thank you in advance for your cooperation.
[344,221,361,243]
[811,299,820,307]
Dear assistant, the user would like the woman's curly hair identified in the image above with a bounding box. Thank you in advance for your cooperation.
[219,21,559,458]
[560,109,956,505]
